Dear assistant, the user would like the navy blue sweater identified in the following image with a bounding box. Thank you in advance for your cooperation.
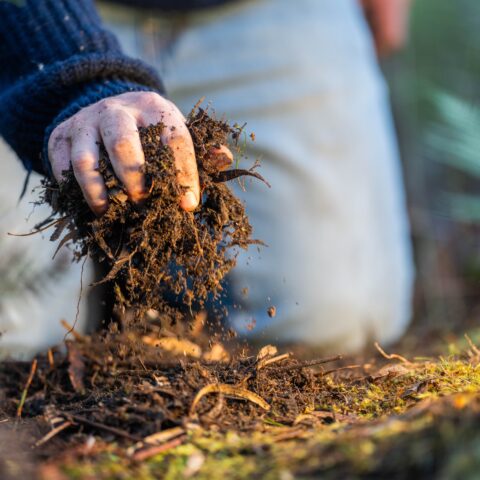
[0,0,171,175]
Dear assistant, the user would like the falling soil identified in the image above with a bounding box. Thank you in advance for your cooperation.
[41,107,267,323]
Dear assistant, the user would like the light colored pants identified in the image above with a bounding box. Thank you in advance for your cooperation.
[99,0,415,352]
[0,0,414,358]
[0,142,94,359]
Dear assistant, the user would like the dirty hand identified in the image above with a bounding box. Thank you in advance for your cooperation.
[361,0,412,57]
[48,91,232,216]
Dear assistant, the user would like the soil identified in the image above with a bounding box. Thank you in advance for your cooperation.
[1,328,480,479]
[41,107,267,323]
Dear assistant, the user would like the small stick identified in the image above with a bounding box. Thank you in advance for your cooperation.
[47,349,55,369]
[274,355,343,372]
[61,319,85,343]
[374,342,412,365]
[319,364,362,376]
[132,436,185,462]
[8,216,69,237]
[17,359,37,417]
[65,413,141,442]
[465,334,480,357]
[257,353,291,370]
[34,421,73,448]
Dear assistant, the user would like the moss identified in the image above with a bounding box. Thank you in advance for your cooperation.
[45,335,480,479]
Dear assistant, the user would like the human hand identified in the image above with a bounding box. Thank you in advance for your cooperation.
[361,0,412,57]
[48,91,232,216]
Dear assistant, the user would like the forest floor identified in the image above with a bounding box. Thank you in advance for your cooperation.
[1,322,480,480]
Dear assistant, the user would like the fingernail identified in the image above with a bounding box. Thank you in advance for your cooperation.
[182,190,198,211]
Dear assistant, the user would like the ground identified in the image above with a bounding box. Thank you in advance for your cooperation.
[1,325,480,480]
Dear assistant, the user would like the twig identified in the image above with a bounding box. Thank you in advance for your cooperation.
[188,96,206,119]
[374,342,412,365]
[64,413,141,442]
[464,334,480,357]
[47,349,55,369]
[132,436,186,462]
[257,353,291,370]
[17,359,37,417]
[319,364,362,376]
[72,255,88,336]
[8,216,68,237]
[61,319,86,343]
[34,421,73,448]
[274,355,343,372]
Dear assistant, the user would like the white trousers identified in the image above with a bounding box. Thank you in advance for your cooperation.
[0,142,94,359]
[99,0,414,352]
[0,0,414,357]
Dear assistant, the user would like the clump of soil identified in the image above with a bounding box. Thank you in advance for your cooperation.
[41,107,267,322]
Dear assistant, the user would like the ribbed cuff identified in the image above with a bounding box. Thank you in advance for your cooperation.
[0,53,164,174]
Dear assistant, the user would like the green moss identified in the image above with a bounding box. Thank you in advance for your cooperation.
[51,336,480,480]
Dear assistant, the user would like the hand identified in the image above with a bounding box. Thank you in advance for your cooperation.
[361,0,412,57]
[48,92,232,216]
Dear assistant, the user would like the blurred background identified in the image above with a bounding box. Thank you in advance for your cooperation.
[384,0,480,334]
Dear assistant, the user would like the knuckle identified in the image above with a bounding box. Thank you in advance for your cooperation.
[167,132,194,153]
[142,91,163,105]
[91,198,108,212]
[70,116,86,132]
[111,134,137,157]
[98,97,118,111]
[72,152,94,172]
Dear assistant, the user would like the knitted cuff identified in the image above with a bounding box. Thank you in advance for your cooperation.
[0,53,164,174]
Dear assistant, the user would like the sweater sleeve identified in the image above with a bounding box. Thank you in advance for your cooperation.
[0,0,165,175]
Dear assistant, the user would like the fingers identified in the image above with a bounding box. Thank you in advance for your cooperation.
[48,92,203,216]
[363,0,411,57]
[70,124,108,216]
[48,128,71,182]
[208,145,234,171]
[142,99,200,212]
[162,124,200,211]
[99,109,146,202]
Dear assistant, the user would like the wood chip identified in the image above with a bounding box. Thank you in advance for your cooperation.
[257,353,291,370]
[203,343,230,363]
[143,426,185,446]
[132,436,185,462]
[67,342,85,393]
[142,336,202,358]
[256,345,278,362]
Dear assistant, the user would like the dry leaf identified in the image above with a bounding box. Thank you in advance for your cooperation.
[190,384,270,414]
[371,363,411,381]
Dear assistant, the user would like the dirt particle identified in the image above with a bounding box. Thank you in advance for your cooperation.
[267,306,277,318]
